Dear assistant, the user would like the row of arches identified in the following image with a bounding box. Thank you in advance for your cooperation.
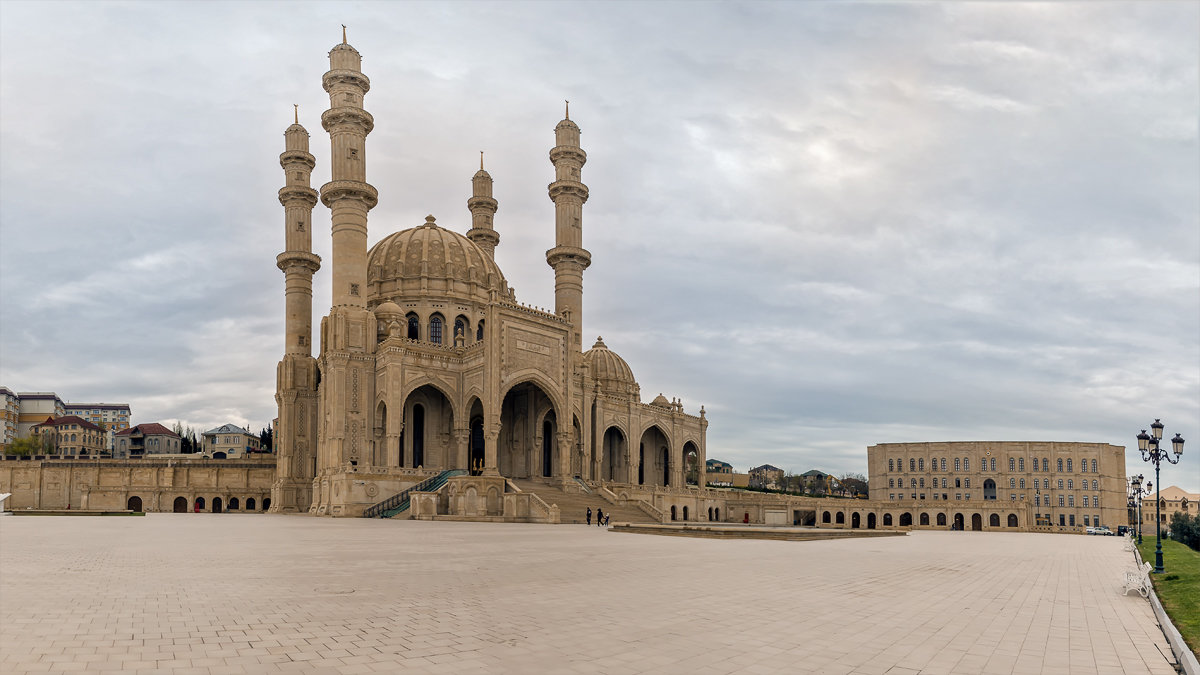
[819,510,1020,530]
[368,379,701,484]
[142,496,273,513]
[400,312,483,345]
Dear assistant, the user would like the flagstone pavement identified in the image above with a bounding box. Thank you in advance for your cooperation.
[0,515,1178,674]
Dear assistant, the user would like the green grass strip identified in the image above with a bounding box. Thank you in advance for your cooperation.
[1138,537,1200,655]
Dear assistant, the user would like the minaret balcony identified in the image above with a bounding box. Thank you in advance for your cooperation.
[549,146,587,164]
[547,180,589,203]
[467,195,498,212]
[320,180,379,209]
[321,107,374,134]
[321,69,371,94]
[546,246,591,270]
[276,251,321,274]
[279,150,316,171]
[278,186,319,208]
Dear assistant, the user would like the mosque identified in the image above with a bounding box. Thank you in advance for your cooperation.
[270,32,708,517]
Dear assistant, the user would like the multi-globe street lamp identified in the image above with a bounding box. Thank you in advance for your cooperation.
[1127,473,1150,545]
[1136,420,1185,574]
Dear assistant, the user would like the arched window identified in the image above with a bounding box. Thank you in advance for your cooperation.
[429,315,444,344]
[990,457,996,471]
[1043,478,1049,489]
[1009,478,1016,488]
[888,478,894,488]
[1058,495,1065,507]
[454,317,466,342]
[1091,459,1097,473]
[1019,478,1025,488]
[888,459,894,472]
[919,478,924,488]
[1094,496,1100,508]
[1082,495,1089,507]
[1066,458,1073,472]
[1033,457,1039,471]
[1068,495,1074,507]
[1057,458,1063,472]
[1081,460,1088,473]
[1058,479,1064,489]
[406,314,419,340]
[954,458,961,471]
[918,458,924,471]
[963,457,970,471]
[476,320,485,341]
[1067,479,1073,490]
[1009,458,1016,471]
[1018,457,1024,471]
[910,478,917,488]
[1091,479,1098,490]
[940,458,947,471]
[909,458,915,472]
[941,477,947,488]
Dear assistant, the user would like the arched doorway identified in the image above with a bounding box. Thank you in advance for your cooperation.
[213,497,223,514]
[670,505,677,521]
[971,513,982,531]
[920,513,930,526]
[247,497,256,511]
[601,427,625,482]
[836,512,845,525]
[213,452,227,459]
[983,479,997,501]
[683,505,689,521]
[708,507,713,520]
[1007,513,1018,527]
[900,512,913,526]
[682,442,699,486]
[229,497,240,511]
[867,513,876,529]
[402,384,455,470]
[851,512,861,529]
[936,512,946,527]
[883,513,893,526]
[953,513,964,530]
[499,381,557,478]
[173,496,187,513]
[638,426,670,487]
[469,415,485,475]
[195,497,205,512]
[714,507,719,521]
[263,498,271,511]
[989,513,1000,527]
[127,496,142,512]
[822,511,831,523]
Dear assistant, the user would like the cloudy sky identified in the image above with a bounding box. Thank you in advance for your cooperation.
[1,1,1197,491]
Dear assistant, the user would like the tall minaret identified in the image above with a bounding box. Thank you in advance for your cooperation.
[546,102,592,351]
[467,152,499,258]
[320,27,378,308]
[271,107,321,513]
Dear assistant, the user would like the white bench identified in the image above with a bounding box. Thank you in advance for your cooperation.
[1123,561,1153,598]
[1123,535,1136,552]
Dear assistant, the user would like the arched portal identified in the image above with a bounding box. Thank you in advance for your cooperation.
[683,505,689,521]
[499,381,558,479]
[229,497,240,511]
[953,513,964,530]
[851,512,861,529]
[900,512,913,526]
[670,505,677,521]
[601,427,625,482]
[374,401,387,467]
[683,442,699,486]
[195,497,205,511]
[937,512,946,527]
[213,452,227,459]
[469,399,485,475]
[403,385,455,470]
[983,479,997,501]
[1008,513,1018,528]
[989,513,1000,527]
[639,426,670,487]
[920,513,930,526]
[263,498,271,511]
[247,497,256,511]
[213,497,223,514]
[867,513,876,529]
[708,507,713,520]
[883,513,893,526]
[127,496,142,512]
[822,511,831,523]
[836,511,845,525]
[714,507,719,521]
[173,496,187,513]
[971,513,982,531]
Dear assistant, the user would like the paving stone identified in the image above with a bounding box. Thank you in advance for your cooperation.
[0,514,1178,674]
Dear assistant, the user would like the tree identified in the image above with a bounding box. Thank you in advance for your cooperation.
[1169,511,1200,552]
[839,473,869,498]
[258,426,273,452]
[6,437,41,456]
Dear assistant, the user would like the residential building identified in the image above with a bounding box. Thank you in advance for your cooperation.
[749,464,784,490]
[32,415,106,457]
[64,402,132,450]
[1140,485,1198,529]
[706,459,734,487]
[202,424,260,458]
[114,423,181,458]
[16,392,65,439]
[0,387,18,451]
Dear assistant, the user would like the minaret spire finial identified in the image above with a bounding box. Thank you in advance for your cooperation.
[294,104,299,124]
[342,24,347,44]
[565,100,570,120]
[480,151,484,170]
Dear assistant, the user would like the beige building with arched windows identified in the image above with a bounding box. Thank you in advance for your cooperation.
[270,34,707,517]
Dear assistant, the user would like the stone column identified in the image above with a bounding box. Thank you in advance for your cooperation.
[453,427,469,470]
[557,430,572,484]
[483,423,501,476]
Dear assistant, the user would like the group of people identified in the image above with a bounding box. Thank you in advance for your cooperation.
[586,507,609,527]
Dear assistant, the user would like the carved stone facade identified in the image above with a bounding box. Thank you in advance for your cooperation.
[272,35,707,517]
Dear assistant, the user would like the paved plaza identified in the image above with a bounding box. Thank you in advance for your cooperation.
[0,515,1178,675]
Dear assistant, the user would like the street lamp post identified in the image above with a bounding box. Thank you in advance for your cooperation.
[1128,473,1149,545]
[1136,420,1185,574]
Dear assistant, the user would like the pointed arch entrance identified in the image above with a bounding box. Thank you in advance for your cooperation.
[638,426,670,487]
[468,398,485,475]
[402,384,455,470]
[601,427,625,482]
[682,441,699,486]
[499,381,559,479]
[172,496,187,513]
[971,513,983,531]
[127,496,142,512]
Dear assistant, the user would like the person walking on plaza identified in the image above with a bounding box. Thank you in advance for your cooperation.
[596,507,603,526]
[586,507,592,525]
[604,514,610,527]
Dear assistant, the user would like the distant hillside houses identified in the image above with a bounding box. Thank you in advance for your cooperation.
[201,424,261,459]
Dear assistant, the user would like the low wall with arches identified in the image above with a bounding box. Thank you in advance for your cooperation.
[0,457,277,513]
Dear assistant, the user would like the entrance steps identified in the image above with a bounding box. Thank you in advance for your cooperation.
[508,479,658,524]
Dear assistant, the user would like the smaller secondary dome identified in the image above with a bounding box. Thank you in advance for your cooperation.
[374,300,402,319]
[583,337,638,396]
[651,393,671,408]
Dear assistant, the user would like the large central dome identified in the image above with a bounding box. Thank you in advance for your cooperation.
[367,215,507,304]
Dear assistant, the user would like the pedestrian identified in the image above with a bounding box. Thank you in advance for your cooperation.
[596,507,603,526]
[604,514,610,527]
[586,507,592,525]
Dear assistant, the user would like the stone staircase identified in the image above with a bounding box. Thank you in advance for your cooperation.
[509,479,659,524]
